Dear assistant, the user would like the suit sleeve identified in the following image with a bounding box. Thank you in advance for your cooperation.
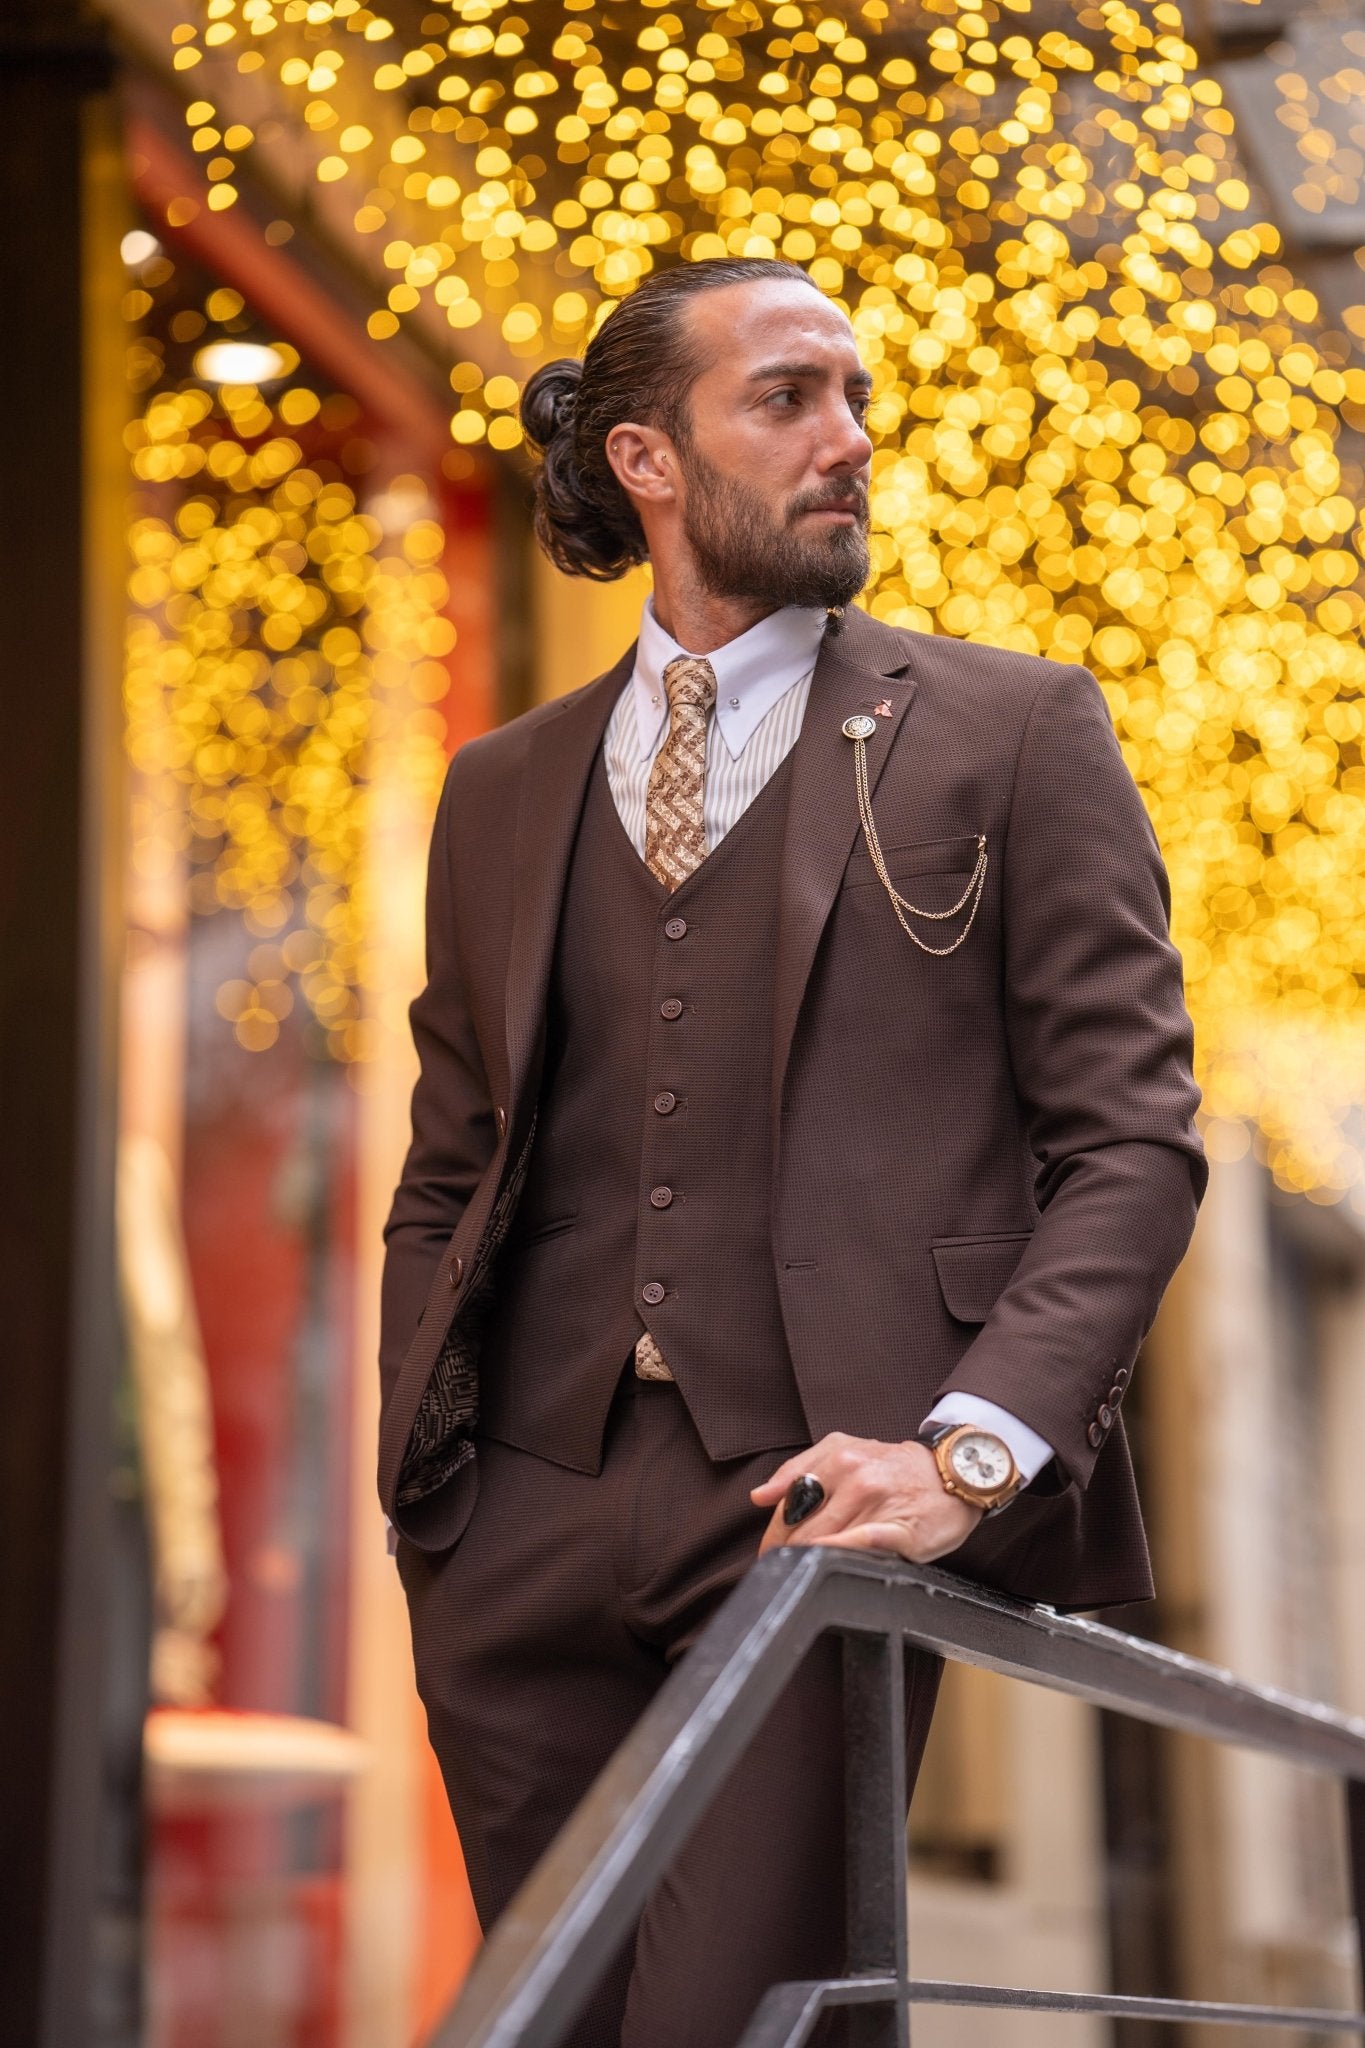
[378,752,496,1417]
[930,662,1207,1488]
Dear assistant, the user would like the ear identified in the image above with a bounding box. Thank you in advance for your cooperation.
[604,422,677,511]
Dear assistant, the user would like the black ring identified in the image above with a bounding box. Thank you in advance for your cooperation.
[783,1473,826,1527]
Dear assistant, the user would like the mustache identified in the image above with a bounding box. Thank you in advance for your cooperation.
[786,478,869,522]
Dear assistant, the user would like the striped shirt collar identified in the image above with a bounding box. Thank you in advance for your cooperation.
[630,598,829,763]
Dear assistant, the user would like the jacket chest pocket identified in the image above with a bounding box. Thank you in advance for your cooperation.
[841,832,983,893]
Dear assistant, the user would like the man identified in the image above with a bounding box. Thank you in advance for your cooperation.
[379,257,1205,2047]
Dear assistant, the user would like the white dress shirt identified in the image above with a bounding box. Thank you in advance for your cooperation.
[602,597,1054,1491]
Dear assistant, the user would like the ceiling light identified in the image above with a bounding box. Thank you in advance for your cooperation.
[121,229,162,266]
[193,341,289,385]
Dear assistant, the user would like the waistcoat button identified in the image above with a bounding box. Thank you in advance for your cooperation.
[654,1091,677,1114]
[660,998,683,1020]
[664,916,688,940]
[449,1254,464,1288]
[642,1280,666,1306]
[650,1185,673,1208]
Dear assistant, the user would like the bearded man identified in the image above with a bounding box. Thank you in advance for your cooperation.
[378,258,1205,2048]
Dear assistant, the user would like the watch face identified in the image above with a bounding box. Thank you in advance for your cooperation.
[948,1430,1013,1492]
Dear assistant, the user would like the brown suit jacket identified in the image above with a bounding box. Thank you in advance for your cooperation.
[379,606,1206,1608]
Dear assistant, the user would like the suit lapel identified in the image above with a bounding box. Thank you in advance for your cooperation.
[503,647,635,1131]
[771,608,918,1139]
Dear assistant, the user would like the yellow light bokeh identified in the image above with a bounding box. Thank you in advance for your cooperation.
[149,0,1365,1201]
[123,342,450,1062]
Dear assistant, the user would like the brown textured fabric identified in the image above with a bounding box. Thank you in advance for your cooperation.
[397,1371,943,2048]
[379,606,1207,1608]
[643,654,717,889]
[475,749,808,1469]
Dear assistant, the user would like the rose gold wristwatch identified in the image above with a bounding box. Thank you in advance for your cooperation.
[918,1421,1024,1516]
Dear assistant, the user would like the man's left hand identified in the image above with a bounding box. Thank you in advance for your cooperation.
[750,1434,982,1562]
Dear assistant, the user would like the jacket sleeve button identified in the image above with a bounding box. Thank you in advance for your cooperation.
[1098,1403,1114,1429]
[1108,1383,1124,1406]
[449,1254,464,1288]
[1087,1420,1104,1449]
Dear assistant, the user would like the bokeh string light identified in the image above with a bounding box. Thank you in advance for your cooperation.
[123,278,451,1061]
[152,0,1365,1202]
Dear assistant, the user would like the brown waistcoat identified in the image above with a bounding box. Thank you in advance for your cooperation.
[478,749,808,1470]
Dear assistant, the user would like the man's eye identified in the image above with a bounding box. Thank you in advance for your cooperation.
[766,388,801,409]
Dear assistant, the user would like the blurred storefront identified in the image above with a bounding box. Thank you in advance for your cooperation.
[4,0,1365,2045]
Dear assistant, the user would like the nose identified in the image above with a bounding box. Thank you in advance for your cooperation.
[822,397,873,476]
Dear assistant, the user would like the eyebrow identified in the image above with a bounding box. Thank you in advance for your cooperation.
[748,360,873,388]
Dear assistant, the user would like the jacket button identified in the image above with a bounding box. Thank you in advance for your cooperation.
[650,1185,673,1208]
[664,916,688,940]
[654,1091,677,1114]
[1114,1366,1130,1387]
[1108,1383,1124,1406]
[1098,1403,1114,1429]
[642,1281,666,1306]
[1087,1420,1104,1449]
[660,998,683,1020]
[495,1105,507,1138]
[449,1254,464,1288]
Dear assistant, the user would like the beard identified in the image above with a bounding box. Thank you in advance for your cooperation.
[677,442,870,610]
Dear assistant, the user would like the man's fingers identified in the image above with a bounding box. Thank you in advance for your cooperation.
[810,1522,911,1559]
[749,1455,818,1505]
[749,1434,848,1505]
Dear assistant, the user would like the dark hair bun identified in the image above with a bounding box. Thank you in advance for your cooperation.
[520,358,582,453]
[520,353,642,581]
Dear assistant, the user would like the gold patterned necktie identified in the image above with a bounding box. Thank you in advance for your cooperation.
[644,655,718,890]
[635,654,718,1383]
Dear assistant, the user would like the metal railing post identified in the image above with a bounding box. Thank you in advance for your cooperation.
[842,1629,909,2048]
[1349,1780,1365,2018]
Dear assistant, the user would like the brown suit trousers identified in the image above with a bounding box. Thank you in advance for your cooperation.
[399,1366,942,2048]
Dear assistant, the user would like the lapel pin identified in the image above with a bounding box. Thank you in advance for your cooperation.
[874,698,893,718]
[842,713,877,740]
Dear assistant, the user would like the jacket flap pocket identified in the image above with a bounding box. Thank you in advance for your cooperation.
[932,1234,1032,1324]
[843,833,982,889]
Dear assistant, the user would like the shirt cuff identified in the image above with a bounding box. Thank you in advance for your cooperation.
[920,1394,1055,1486]
[385,1514,399,1558]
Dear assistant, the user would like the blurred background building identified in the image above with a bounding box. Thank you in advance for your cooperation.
[2,0,1364,2043]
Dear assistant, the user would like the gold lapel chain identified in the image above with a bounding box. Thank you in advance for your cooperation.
[842,714,988,956]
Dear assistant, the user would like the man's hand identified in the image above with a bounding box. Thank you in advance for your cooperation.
[749,1433,982,1562]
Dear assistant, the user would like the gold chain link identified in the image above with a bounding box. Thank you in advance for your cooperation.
[852,736,988,957]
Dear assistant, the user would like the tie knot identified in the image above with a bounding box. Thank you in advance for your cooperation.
[662,655,717,715]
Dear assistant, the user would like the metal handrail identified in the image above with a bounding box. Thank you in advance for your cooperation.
[424,1548,1365,2048]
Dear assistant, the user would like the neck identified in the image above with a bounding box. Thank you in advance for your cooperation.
[648,558,776,656]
